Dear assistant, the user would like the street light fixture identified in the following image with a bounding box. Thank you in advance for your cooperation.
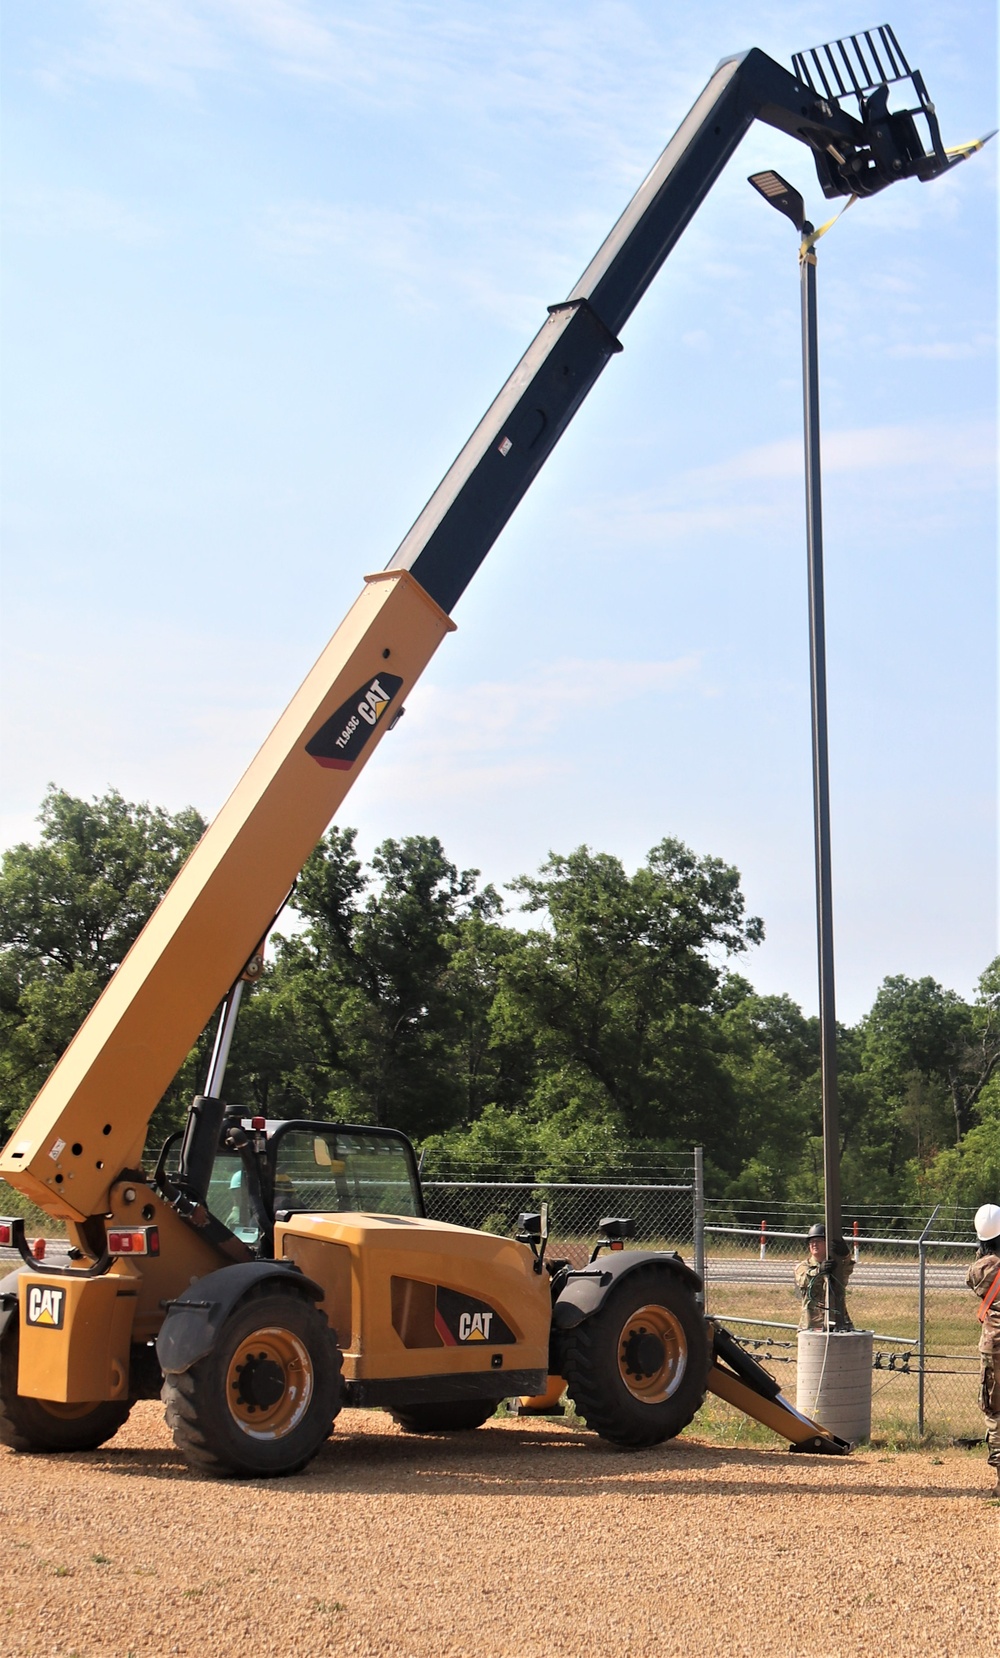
[748,171,807,233]
[749,168,843,1286]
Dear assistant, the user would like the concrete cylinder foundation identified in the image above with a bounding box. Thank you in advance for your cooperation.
[796,1329,873,1444]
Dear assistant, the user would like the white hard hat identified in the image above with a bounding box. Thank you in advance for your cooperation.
[974,1203,1000,1242]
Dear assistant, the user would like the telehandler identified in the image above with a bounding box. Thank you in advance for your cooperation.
[0,27,987,1478]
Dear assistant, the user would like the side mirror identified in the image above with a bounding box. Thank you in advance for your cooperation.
[516,1206,548,1273]
[590,1215,636,1261]
[598,1217,635,1240]
[313,1137,332,1167]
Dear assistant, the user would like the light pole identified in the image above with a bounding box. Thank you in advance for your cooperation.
[748,170,844,1271]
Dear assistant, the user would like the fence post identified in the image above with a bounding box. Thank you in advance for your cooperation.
[759,1219,767,1259]
[916,1203,940,1439]
[693,1147,705,1309]
[852,1219,859,1263]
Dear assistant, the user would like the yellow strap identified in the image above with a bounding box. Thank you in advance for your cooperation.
[945,134,993,160]
[800,194,858,260]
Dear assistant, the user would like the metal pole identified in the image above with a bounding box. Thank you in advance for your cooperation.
[800,231,842,1258]
[693,1146,705,1307]
[205,979,246,1100]
[916,1204,940,1437]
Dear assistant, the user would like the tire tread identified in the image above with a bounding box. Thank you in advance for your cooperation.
[160,1282,342,1479]
[560,1263,707,1448]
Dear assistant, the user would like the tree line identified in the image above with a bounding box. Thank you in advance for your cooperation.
[1,787,998,1209]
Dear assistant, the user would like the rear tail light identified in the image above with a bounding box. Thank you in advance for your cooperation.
[0,1219,16,1248]
[107,1226,160,1257]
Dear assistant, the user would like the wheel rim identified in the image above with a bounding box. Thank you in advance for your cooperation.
[38,1399,105,1421]
[225,1326,314,1440]
[617,1303,688,1404]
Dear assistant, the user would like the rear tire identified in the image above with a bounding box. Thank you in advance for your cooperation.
[161,1285,341,1478]
[390,1400,495,1433]
[559,1264,708,1448]
[0,1318,131,1453]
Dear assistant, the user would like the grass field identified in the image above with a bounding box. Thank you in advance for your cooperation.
[702,1272,982,1442]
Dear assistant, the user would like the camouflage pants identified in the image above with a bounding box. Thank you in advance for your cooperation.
[980,1360,1000,1468]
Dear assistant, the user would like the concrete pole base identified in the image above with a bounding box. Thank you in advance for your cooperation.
[797,1328,873,1444]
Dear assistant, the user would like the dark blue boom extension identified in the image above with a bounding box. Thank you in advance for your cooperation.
[385,27,980,616]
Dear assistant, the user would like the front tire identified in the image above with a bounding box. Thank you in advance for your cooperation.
[390,1400,495,1433]
[161,1285,342,1478]
[0,1318,131,1452]
[559,1264,708,1448]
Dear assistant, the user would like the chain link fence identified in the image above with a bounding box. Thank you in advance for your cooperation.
[2,1157,986,1444]
[422,1178,697,1271]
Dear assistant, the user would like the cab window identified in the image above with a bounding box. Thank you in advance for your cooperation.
[206,1151,261,1246]
[272,1129,420,1217]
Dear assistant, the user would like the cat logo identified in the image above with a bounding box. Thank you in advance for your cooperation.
[306,672,404,771]
[433,1286,516,1346]
[458,1311,493,1342]
[26,1285,65,1329]
[356,681,391,727]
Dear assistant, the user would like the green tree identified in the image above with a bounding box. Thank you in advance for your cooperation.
[489,839,763,1158]
[0,787,206,1137]
[901,962,1000,1206]
[714,985,819,1201]
[228,829,505,1138]
[912,1083,1000,1207]
[860,971,997,1167]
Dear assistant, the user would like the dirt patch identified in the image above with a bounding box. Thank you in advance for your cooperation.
[0,1404,989,1657]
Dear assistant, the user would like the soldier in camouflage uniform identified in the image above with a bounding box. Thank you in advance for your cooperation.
[967,1202,1000,1498]
[794,1222,854,1331]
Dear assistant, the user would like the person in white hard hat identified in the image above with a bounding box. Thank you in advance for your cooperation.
[967,1201,1000,1497]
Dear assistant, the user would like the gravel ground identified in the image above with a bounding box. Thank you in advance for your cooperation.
[0,1405,992,1658]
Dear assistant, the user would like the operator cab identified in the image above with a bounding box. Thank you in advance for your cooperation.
[158,1118,424,1257]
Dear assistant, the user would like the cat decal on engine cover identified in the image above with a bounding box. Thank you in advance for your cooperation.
[434,1286,516,1346]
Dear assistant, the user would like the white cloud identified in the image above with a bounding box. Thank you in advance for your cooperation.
[34,1,716,184]
[351,649,703,812]
[888,338,994,361]
[2,185,165,245]
[42,0,229,93]
[709,420,997,481]
[254,196,610,330]
[410,654,703,751]
[358,653,703,804]
[575,418,997,547]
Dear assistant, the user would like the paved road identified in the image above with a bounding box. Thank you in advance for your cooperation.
[2,1243,972,1290]
[705,1258,970,1291]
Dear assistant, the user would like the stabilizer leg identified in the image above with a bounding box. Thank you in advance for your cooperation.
[706,1321,851,1455]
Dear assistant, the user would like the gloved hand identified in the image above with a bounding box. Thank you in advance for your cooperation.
[832,1237,851,1259]
[819,1258,836,1276]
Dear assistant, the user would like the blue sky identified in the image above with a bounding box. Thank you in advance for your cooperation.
[1,1,996,1021]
